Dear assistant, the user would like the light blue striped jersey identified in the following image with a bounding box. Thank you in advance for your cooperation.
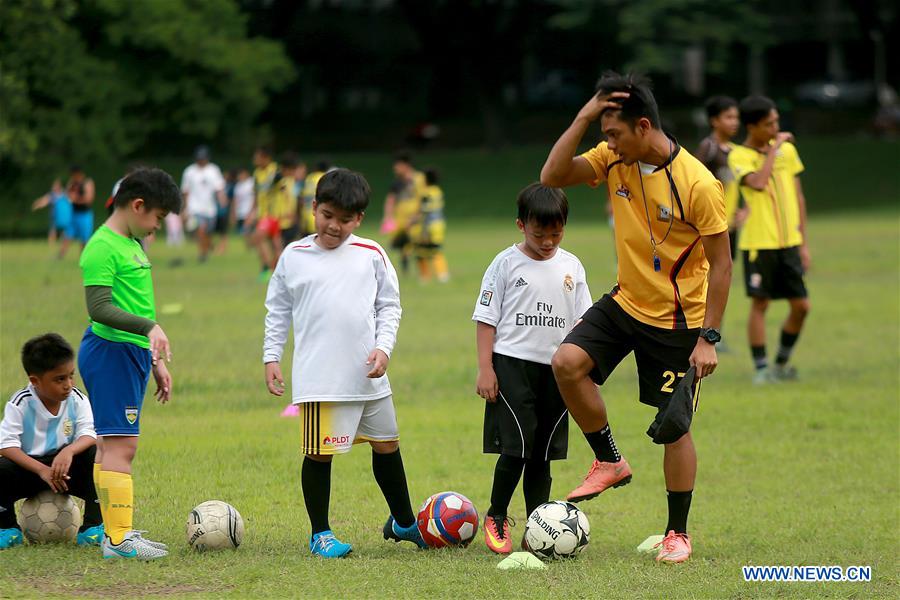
[0,385,96,457]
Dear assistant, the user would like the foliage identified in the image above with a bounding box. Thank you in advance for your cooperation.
[0,0,292,194]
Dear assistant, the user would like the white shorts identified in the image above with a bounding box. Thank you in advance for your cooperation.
[300,396,399,456]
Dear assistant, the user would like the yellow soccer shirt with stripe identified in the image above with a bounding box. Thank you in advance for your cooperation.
[580,141,728,330]
[272,174,297,229]
[393,171,427,230]
[254,162,279,219]
[728,141,804,250]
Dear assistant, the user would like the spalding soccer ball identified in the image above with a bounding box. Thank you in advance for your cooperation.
[524,501,590,559]
[416,491,479,548]
[18,491,82,543]
[186,500,244,551]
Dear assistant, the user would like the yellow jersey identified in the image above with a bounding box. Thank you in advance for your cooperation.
[301,171,326,234]
[581,140,727,329]
[254,162,279,219]
[392,171,427,230]
[272,174,297,229]
[411,183,446,245]
[728,141,804,250]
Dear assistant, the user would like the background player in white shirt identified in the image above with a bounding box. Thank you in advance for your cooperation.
[181,145,226,262]
[262,169,425,558]
[0,334,102,549]
[473,183,593,554]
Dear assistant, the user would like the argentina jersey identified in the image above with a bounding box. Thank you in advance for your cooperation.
[0,386,96,457]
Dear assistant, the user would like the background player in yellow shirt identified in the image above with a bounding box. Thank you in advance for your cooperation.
[541,71,732,564]
[409,168,449,283]
[729,96,810,384]
[381,152,426,275]
[250,145,281,279]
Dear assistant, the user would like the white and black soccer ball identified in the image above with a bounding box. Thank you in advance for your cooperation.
[186,500,244,551]
[523,501,590,559]
[18,490,82,543]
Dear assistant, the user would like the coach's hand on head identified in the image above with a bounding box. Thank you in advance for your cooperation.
[147,323,172,365]
[575,91,630,123]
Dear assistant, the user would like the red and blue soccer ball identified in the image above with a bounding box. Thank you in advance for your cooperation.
[416,491,479,548]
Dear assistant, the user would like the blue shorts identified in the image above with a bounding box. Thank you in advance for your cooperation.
[71,211,94,244]
[78,328,152,436]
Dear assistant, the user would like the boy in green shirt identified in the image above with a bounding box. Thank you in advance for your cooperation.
[77,168,182,560]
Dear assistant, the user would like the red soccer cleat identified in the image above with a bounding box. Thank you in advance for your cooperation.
[565,458,632,503]
[655,530,692,563]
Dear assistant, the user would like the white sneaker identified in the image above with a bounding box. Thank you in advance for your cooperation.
[131,530,168,550]
[101,532,168,560]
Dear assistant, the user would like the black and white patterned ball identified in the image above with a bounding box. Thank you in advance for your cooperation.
[523,501,590,559]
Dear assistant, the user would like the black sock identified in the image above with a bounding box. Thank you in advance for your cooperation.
[751,345,767,371]
[665,490,693,534]
[583,424,621,463]
[522,460,551,517]
[80,498,102,530]
[488,454,525,520]
[775,330,799,366]
[0,504,15,529]
[372,449,415,528]
[302,457,332,535]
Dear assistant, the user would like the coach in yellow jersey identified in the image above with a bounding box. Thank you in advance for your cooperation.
[541,72,732,564]
[729,96,810,385]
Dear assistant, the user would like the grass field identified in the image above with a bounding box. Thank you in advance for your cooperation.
[1,208,898,598]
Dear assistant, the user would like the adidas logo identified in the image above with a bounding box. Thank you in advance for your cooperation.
[515,277,528,287]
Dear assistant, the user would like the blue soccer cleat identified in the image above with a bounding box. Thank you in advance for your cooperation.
[383,515,427,549]
[309,530,352,558]
[77,524,104,546]
[0,528,24,550]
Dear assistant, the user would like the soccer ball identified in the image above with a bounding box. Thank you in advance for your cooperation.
[523,501,590,559]
[186,500,244,551]
[17,491,81,543]
[416,491,479,548]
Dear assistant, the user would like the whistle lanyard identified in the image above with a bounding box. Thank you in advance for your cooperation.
[637,142,676,273]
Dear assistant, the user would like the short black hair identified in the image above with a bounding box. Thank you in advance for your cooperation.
[113,167,183,214]
[255,144,273,157]
[394,150,413,165]
[739,95,776,126]
[517,183,568,227]
[424,167,440,186]
[316,168,370,214]
[280,151,299,169]
[21,333,74,375]
[705,95,738,120]
[314,158,332,173]
[595,71,660,128]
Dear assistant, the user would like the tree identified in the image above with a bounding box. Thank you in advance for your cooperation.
[0,0,293,207]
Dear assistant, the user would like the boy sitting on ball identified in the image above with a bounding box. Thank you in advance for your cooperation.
[0,333,103,549]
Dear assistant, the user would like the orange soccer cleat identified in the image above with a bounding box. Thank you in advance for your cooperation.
[655,530,692,563]
[565,458,632,503]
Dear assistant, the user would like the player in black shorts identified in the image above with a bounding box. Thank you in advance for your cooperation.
[541,72,732,563]
[473,183,592,555]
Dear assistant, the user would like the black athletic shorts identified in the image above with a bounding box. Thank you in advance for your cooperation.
[562,294,699,408]
[391,230,411,251]
[484,353,569,461]
[743,246,807,299]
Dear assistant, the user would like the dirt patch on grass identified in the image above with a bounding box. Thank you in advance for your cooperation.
[18,576,231,598]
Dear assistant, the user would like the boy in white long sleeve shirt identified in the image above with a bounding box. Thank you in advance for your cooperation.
[263,168,424,558]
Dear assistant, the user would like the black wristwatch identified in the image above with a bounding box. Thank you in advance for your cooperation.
[699,328,722,345]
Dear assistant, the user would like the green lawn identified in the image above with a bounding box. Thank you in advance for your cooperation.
[0,209,897,598]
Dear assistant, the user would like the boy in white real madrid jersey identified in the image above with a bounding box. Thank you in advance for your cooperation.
[473,183,592,554]
[263,168,425,558]
[0,334,103,549]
